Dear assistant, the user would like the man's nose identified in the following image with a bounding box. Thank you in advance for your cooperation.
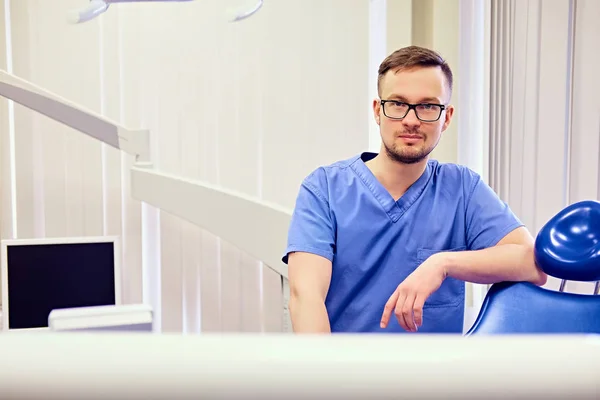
[402,109,421,127]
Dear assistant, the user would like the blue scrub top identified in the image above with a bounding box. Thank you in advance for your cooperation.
[283,152,523,333]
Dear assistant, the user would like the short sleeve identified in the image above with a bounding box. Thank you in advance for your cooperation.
[465,171,524,250]
[282,171,336,264]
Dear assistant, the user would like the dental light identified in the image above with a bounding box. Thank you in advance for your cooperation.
[67,0,264,24]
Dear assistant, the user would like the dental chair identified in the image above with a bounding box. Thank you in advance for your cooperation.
[466,200,600,335]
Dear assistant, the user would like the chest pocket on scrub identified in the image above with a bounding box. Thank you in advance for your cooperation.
[416,247,466,308]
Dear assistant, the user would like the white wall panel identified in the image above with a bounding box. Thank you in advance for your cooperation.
[3,0,372,332]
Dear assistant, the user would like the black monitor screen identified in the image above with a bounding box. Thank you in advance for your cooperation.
[5,241,116,329]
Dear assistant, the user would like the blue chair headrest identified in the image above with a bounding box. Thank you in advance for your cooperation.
[534,200,600,282]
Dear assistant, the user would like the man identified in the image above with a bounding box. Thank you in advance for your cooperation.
[282,46,547,334]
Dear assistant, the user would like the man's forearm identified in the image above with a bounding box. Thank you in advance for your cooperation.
[288,295,331,333]
[437,244,547,286]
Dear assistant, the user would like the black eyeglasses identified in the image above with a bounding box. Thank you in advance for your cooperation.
[380,100,446,122]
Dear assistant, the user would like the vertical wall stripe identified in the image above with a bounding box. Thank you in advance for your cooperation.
[4,0,16,238]
[532,0,542,231]
[563,0,576,207]
[99,13,109,237]
[256,21,265,332]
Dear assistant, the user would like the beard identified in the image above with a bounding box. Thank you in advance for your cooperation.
[383,132,436,164]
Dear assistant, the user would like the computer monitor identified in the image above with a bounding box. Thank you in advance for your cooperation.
[0,236,121,331]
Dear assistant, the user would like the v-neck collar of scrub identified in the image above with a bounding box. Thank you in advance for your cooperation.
[350,152,433,223]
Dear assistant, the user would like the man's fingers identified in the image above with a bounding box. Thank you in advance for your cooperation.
[413,293,426,328]
[391,292,407,330]
[380,289,399,328]
[393,292,408,331]
[381,287,428,331]
[398,292,417,332]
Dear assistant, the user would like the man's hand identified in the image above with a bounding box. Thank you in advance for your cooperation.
[380,227,546,332]
[380,254,447,332]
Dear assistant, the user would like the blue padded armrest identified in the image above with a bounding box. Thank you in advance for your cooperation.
[466,281,600,335]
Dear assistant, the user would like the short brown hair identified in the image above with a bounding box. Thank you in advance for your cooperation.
[377,46,453,98]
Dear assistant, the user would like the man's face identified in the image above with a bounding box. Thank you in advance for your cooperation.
[372,66,454,164]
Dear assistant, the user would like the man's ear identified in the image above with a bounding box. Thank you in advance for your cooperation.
[373,98,381,125]
[441,104,454,132]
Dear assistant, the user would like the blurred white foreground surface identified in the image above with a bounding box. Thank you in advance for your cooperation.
[0,333,597,399]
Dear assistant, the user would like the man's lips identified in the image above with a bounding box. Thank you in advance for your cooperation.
[399,134,423,140]
[397,134,423,145]
[399,134,423,139]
